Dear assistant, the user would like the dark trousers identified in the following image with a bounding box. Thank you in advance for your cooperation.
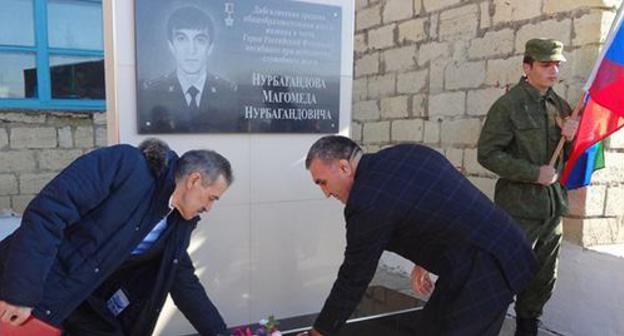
[420,248,514,335]
[514,216,562,319]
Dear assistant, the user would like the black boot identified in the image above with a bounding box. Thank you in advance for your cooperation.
[515,317,538,336]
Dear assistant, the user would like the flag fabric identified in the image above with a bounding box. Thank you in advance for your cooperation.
[561,6,624,188]
[563,141,605,189]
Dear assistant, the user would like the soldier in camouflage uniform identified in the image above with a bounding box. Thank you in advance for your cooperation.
[477,38,579,336]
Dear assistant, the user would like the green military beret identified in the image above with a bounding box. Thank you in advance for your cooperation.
[524,38,566,62]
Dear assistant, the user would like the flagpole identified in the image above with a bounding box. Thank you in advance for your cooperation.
[548,95,585,166]
[548,3,624,166]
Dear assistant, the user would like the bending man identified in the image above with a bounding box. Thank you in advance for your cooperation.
[0,138,231,335]
[302,135,537,336]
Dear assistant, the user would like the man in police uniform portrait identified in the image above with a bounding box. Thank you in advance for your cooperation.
[478,38,579,336]
[137,5,240,134]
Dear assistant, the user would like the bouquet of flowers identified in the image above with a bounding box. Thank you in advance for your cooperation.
[231,316,281,336]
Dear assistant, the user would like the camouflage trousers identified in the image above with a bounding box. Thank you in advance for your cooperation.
[513,215,563,319]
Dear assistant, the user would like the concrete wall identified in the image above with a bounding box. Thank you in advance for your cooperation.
[0,111,106,213]
[354,0,624,246]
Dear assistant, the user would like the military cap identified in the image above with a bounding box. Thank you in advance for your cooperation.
[524,38,566,62]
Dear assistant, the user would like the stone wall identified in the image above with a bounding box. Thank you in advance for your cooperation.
[0,111,107,213]
[354,0,624,246]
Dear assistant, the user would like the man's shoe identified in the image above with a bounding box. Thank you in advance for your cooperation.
[515,317,539,336]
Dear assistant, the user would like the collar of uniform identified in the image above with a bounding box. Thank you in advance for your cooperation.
[176,71,207,97]
[518,77,556,103]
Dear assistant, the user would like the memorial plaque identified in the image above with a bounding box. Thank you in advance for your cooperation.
[135,0,342,134]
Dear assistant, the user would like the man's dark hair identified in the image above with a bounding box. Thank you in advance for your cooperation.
[176,150,233,187]
[305,135,362,169]
[523,54,535,65]
[167,6,215,44]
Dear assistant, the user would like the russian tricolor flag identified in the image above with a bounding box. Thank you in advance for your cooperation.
[561,6,624,189]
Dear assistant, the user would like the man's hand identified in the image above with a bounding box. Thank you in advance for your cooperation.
[296,328,323,336]
[560,117,579,141]
[537,165,558,186]
[410,265,434,296]
[0,300,33,326]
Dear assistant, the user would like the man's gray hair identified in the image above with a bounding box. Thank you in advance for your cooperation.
[175,150,233,186]
[305,135,362,169]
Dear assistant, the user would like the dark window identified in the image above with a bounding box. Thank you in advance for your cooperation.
[49,56,105,99]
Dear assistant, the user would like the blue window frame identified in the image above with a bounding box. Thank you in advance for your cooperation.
[0,0,105,111]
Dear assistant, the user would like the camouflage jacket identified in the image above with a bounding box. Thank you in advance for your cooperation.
[478,78,572,219]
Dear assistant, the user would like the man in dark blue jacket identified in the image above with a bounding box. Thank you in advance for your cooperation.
[302,135,537,336]
[0,138,231,335]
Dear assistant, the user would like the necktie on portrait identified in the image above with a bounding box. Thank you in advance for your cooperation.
[187,86,200,117]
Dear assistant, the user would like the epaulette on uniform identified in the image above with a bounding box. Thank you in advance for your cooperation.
[142,73,175,90]
[208,73,238,92]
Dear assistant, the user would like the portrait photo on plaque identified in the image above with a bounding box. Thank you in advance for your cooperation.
[135,0,342,134]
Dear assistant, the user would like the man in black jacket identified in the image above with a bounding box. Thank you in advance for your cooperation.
[0,138,231,335]
[302,135,537,336]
